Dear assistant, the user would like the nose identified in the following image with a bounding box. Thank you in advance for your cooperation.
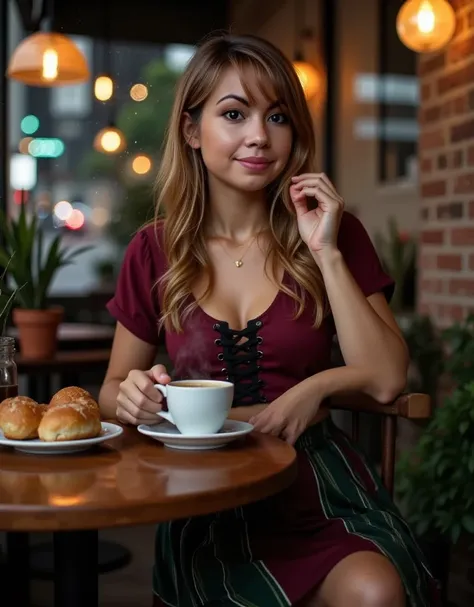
[245,117,269,148]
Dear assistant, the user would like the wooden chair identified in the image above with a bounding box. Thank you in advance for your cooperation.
[329,393,432,496]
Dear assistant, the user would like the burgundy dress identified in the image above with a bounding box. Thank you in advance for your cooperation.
[107,212,439,607]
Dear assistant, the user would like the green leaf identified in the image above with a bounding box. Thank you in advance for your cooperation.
[452,523,462,544]
[462,516,474,534]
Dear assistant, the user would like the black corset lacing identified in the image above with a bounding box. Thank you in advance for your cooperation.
[213,319,266,406]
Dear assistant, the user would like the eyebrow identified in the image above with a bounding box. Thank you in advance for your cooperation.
[216,94,282,111]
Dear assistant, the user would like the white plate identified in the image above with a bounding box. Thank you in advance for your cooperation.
[137,420,253,450]
[0,422,123,455]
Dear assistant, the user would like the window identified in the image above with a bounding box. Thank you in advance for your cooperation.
[378,0,419,183]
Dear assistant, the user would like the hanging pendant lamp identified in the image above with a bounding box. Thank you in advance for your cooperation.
[7,31,89,86]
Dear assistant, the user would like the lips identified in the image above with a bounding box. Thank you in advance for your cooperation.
[236,157,272,171]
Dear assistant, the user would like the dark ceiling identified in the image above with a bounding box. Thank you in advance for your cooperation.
[14,0,231,45]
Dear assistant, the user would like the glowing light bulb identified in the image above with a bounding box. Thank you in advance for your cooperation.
[42,48,58,81]
[101,131,121,153]
[396,0,456,53]
[417,1,436,33]
[93,126,126,154]
[132,155,152,175]
[94,76,113,101]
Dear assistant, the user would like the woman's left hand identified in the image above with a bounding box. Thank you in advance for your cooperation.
[290,172,344,258]
[249,382,322,445]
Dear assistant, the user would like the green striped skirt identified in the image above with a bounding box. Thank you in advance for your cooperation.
[153,418,439,606]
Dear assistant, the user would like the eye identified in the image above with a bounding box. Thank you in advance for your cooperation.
[268,113,289,124]
[223,110,244,121]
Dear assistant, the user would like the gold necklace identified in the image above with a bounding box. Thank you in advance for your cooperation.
[218,232,260,268]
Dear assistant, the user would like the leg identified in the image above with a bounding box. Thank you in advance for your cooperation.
[301,552,406,607]
[54,530,99,607]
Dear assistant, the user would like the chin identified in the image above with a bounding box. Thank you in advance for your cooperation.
[232,174,276,193]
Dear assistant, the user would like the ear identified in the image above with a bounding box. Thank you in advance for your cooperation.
[182,112,201,149]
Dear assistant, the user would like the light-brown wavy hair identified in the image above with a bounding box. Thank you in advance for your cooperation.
[155,32,328,333]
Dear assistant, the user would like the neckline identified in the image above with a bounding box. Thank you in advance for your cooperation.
[193,270,289,332]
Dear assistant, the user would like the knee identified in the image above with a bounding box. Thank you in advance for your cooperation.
[314,553,406,607]
[344,560,405,607]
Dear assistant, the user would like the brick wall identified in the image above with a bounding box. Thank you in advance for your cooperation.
[418,0,474,326]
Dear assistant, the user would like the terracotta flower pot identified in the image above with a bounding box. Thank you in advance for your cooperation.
[13,307,64,359]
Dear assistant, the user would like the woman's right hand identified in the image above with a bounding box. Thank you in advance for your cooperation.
[116,364,171,425]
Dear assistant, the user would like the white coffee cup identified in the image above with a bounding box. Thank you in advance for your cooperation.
[154,379,234,435]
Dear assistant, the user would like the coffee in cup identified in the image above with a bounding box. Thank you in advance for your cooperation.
[155,379,234,435]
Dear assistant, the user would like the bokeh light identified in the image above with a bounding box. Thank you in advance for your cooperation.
[130,83,148,102]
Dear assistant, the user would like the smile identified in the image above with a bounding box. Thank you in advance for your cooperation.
[236,158,272,172]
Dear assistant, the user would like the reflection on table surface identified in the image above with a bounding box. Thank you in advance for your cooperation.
[0,425,297,531]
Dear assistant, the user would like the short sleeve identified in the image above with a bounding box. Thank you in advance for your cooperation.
[107,228,161,345]
[337,212,395,301]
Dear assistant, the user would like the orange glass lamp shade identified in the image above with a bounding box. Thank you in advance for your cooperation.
[7,32,90,86]
[396,0,456,53]
[293,61,320,100]
[93,125,126,155]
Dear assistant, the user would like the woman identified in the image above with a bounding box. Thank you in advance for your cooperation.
[100,33,438,607]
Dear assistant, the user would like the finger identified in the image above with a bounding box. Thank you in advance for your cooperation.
[300,187,341,207]
[148,364,172,384]
[289,185,309,217]
[250,412,274,432]
[318,173,339,195]
[291,173,324,182]
[120,381,163,414]
[255,416,285,436]
[117,408,159,426]
[116,408,137,425]
[129,370,163,403]
[294,179,337,200]
[281,425,299,445]
[293,173,339,196]
[117,395,160,424]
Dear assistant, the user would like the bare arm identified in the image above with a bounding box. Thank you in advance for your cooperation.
[317,249,409,403]
[99,322,158,419]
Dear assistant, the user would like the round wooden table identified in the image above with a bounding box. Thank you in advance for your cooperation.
[0,424,297,607]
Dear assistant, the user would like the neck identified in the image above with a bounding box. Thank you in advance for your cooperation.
[206,175,268,241]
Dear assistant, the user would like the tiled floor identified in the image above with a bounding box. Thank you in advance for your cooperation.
[30,525,156,607]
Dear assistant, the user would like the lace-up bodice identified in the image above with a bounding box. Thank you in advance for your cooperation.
[213,319,266,406]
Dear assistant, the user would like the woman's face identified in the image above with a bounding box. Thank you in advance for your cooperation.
[189,66,293,193]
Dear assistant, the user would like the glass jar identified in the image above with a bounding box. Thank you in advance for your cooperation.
[0,336,18,400]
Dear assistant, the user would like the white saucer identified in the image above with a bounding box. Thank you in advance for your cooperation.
[137,420,253,450]
[0,422,123,455]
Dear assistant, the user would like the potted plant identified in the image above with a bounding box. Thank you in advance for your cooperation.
[396,315,474,602]
[403,314,444,404]
[0,204,89,359]
[374,217,417,316]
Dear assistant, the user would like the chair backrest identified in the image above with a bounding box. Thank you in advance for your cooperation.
[329,393,431,496]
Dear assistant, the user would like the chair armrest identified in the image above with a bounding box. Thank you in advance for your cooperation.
[328,393,431,420]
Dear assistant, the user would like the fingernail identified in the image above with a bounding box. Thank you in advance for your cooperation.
[159,373,169,380]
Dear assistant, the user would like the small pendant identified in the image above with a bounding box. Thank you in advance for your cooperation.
[235,260,243,268]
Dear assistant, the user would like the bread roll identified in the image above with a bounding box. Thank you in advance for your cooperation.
[38,402,102,442]
[0,397,45,440]
[50,386,94,406]
[49,386,100,416]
